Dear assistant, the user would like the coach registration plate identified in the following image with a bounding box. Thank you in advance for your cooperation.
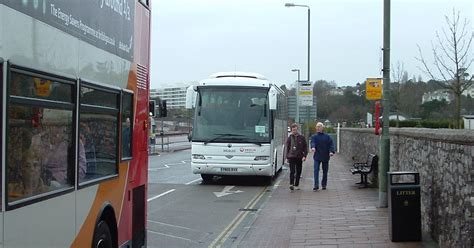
[221,168,238,172]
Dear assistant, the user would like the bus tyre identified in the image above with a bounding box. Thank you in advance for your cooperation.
[201,174,213,181]
[92,220,113,248]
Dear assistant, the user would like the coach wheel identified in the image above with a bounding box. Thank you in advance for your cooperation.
[201,174,213,181]
[92,220,113,248]
[273,149,278,176]
[274,156,278,175]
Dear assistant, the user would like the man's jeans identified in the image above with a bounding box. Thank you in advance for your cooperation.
[288,158,303,186]
[314,160,329,188]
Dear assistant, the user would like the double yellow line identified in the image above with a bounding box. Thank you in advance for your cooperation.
[208,186,268,248]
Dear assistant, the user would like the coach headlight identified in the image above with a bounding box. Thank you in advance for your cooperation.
[192,154,206,160]
[254,156,269,161]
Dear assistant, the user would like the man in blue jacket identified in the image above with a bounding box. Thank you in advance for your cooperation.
[310,122,335,191]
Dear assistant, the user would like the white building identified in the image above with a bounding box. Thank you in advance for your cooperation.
[463,115,474,129]
[422,89,453,104]
[462,85,474,97]
[150,86,189,109]
[329,87,344,96]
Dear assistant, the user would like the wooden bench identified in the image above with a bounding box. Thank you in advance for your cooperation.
[350,153,378,188]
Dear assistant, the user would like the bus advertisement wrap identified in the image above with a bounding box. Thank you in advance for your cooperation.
[4,0,135,61]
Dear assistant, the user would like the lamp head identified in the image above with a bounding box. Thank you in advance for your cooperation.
[291,69,299,72]
[285,3,295,7]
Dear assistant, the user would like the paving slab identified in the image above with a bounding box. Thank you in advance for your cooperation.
[233,154,438,248]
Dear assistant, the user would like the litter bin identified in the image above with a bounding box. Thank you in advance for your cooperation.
[387,171,422,242]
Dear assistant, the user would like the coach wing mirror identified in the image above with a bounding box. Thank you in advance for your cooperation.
[268,87,277,110]
[185,86,197,109]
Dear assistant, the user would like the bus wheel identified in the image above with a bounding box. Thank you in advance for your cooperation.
[92,220,113,248]
[201,174,213,181]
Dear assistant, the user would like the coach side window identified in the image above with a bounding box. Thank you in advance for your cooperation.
[79,82,120,184]
[7,68,75,204]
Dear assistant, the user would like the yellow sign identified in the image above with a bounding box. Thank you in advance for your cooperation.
[366,78,382,100]
[33,78,52,97]
[299,90,313,96]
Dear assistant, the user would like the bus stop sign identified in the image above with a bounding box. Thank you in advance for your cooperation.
[366,78,383,100]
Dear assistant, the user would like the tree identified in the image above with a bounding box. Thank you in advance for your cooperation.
[420,99,449,119]
[417,9,474,128]
[391,62,407,127]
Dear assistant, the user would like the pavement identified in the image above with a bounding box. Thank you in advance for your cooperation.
[231,154,438,248]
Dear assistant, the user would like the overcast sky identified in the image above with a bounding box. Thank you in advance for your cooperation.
[150,0,473,89]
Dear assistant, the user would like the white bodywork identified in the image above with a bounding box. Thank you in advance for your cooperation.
[192,143,275,176]
[188,72,286,178]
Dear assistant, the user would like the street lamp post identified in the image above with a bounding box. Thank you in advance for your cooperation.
[291,69,300,124]
[285,3,310,83]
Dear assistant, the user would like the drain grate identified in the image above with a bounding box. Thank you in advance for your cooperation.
[239,208,258,212]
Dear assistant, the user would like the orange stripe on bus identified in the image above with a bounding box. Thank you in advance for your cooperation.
[71,163,129,248]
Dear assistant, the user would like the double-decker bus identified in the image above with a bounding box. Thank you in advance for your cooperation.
[186,72,288,183]
[1,1,151,247]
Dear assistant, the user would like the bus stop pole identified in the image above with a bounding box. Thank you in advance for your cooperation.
[379,0,391,208]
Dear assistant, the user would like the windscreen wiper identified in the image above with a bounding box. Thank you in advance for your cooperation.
[224,137,263,147]
[204,133,243,145]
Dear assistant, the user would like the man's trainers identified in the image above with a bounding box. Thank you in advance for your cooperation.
[294,186,300,190]
[322,187,327,190]
[312,187,319,191]
[289,185,294,191]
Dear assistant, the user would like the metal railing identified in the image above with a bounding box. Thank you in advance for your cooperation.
[149,132,190,154]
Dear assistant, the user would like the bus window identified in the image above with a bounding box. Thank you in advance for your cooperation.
[7,70,75,204]
[79,83,119,184]
[121,92,133,160]
[9,72,73,102]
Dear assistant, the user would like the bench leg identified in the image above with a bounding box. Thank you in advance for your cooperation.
[356,174,364,184]
[358,174,369,188]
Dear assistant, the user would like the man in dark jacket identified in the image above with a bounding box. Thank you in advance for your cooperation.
[285,123,308,191]
[310,122,335,191]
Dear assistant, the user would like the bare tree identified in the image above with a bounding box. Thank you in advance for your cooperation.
[391,61,407,127]
[416,9,474,128]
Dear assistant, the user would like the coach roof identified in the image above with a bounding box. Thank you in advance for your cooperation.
[199,71,271,88]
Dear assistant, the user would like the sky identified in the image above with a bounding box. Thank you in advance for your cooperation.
[150,0,473,89]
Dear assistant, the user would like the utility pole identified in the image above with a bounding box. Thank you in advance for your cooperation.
[307,7,310,83]
[379,0,391,208]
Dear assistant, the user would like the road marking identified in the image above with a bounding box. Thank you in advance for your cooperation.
[148,164,169,171]
[149,160,189,171]
[208,186,267,248]
[185,178,202,185]
[147,220,197,231]
[147,189,176,202]
[272,177,283,190]
[147,229,199,243]
[213,186,244,198]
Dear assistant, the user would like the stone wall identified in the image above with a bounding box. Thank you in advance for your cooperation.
[340,128,473,248]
